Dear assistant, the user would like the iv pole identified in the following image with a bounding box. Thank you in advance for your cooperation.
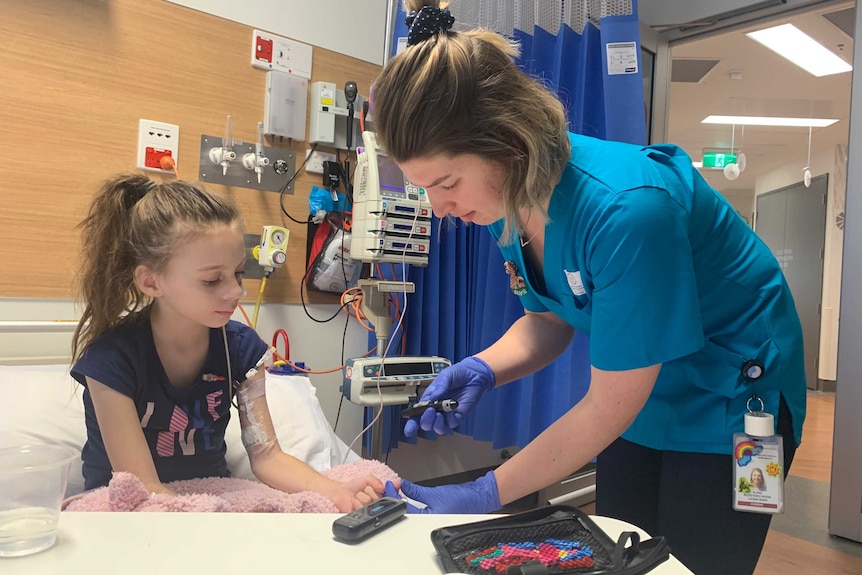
[358,276,415,460]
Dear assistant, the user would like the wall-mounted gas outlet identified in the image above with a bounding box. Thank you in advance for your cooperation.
[198,134,296,193]
[251,29,312,79]
[137,119,179,173]
[259,225,289,268]
[306,149,337,174]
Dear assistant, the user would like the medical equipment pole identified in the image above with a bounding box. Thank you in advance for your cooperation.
[357,277,416,460]
[361,279,387,461]
[358,279,394,357]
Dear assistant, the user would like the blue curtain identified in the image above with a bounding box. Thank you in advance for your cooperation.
[370,2,646,453]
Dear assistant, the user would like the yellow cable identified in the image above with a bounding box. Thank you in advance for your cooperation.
[251,275,268,329]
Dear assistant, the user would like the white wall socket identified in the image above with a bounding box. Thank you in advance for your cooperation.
[137,119,179,173]
[251,29,312,80]
[305,149,337,175]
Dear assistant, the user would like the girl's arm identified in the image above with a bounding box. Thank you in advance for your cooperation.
[235,371,385,512]
[85,377,176,495]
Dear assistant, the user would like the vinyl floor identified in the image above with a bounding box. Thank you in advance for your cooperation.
[753,392,862,575]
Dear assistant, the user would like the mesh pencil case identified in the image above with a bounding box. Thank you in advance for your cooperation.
[430,505,671,575]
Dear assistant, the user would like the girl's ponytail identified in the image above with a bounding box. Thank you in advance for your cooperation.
[72,174,154,361]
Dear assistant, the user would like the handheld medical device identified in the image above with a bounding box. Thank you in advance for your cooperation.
[342,356,451,406]
[401,399,459,419]
[344,80,358,150]
[332,497,407,542]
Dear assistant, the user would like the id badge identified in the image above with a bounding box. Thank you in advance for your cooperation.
[732,431,785,514]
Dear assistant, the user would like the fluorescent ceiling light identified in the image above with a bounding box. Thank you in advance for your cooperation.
[702,115,839,127]
[692,161,703,168]
[746,23,852,77]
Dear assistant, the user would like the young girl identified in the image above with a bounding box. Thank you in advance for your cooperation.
[71,173,385,512]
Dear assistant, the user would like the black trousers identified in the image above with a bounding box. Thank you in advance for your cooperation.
[596,396,795,575]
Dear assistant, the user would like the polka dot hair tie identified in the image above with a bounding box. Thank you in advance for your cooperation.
[405,6,455,46]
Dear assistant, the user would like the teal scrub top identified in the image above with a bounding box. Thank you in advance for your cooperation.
[488,133,805,455]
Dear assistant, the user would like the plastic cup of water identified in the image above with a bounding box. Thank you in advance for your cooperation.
[0,444,78,557]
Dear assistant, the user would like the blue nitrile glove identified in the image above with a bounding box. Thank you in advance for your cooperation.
[383,471,501,514]
[403,356,496,437]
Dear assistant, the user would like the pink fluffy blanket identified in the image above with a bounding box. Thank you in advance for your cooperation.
[63,460,399,513]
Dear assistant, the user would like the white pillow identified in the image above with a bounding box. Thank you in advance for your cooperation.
[0,365,360,497]
[0,365,87,498]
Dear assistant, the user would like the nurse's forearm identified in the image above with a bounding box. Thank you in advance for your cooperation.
[493,364,660,505]
[477,312,574,386]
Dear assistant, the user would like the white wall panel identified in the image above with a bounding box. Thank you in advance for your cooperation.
[166,0,390,65]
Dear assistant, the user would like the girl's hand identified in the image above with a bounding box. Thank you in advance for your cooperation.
[383,471,500,514]
[323,475,388,512]
[143,481,177,497]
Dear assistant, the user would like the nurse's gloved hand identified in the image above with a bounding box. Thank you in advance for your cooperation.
[403,356,495,437]
[383,471,501,514]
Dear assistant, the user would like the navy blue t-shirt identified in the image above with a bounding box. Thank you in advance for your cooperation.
[71,316,268,490]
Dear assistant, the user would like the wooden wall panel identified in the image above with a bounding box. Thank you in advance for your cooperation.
[0,0,381,303]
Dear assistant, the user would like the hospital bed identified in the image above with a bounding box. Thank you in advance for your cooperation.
[0,320,691,574]
[0,314,363,498]
[0,362,361,499]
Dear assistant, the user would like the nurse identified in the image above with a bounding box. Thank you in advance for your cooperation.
[377,3,806,575]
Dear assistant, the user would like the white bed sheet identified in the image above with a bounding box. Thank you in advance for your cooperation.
[0,364,360,497]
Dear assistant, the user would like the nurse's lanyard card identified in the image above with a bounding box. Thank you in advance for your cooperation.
[733,394,785,514]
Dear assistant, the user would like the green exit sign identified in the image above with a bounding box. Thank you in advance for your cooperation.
[702,151,737,168]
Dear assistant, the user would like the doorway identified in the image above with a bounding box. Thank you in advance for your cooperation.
[755,175,828,389]
[661,3,851,390]
[642,0,862,553]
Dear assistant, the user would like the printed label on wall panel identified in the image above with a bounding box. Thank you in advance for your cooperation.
[606,42,638,75]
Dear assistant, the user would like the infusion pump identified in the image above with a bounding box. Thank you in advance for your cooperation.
[351,131,433,266]
[342,356,451,406]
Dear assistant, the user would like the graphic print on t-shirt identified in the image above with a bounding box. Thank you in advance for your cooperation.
[141,384,230,458]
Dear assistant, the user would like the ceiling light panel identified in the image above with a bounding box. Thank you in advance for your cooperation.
[702,115,839,127]
[746,23,852,77]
